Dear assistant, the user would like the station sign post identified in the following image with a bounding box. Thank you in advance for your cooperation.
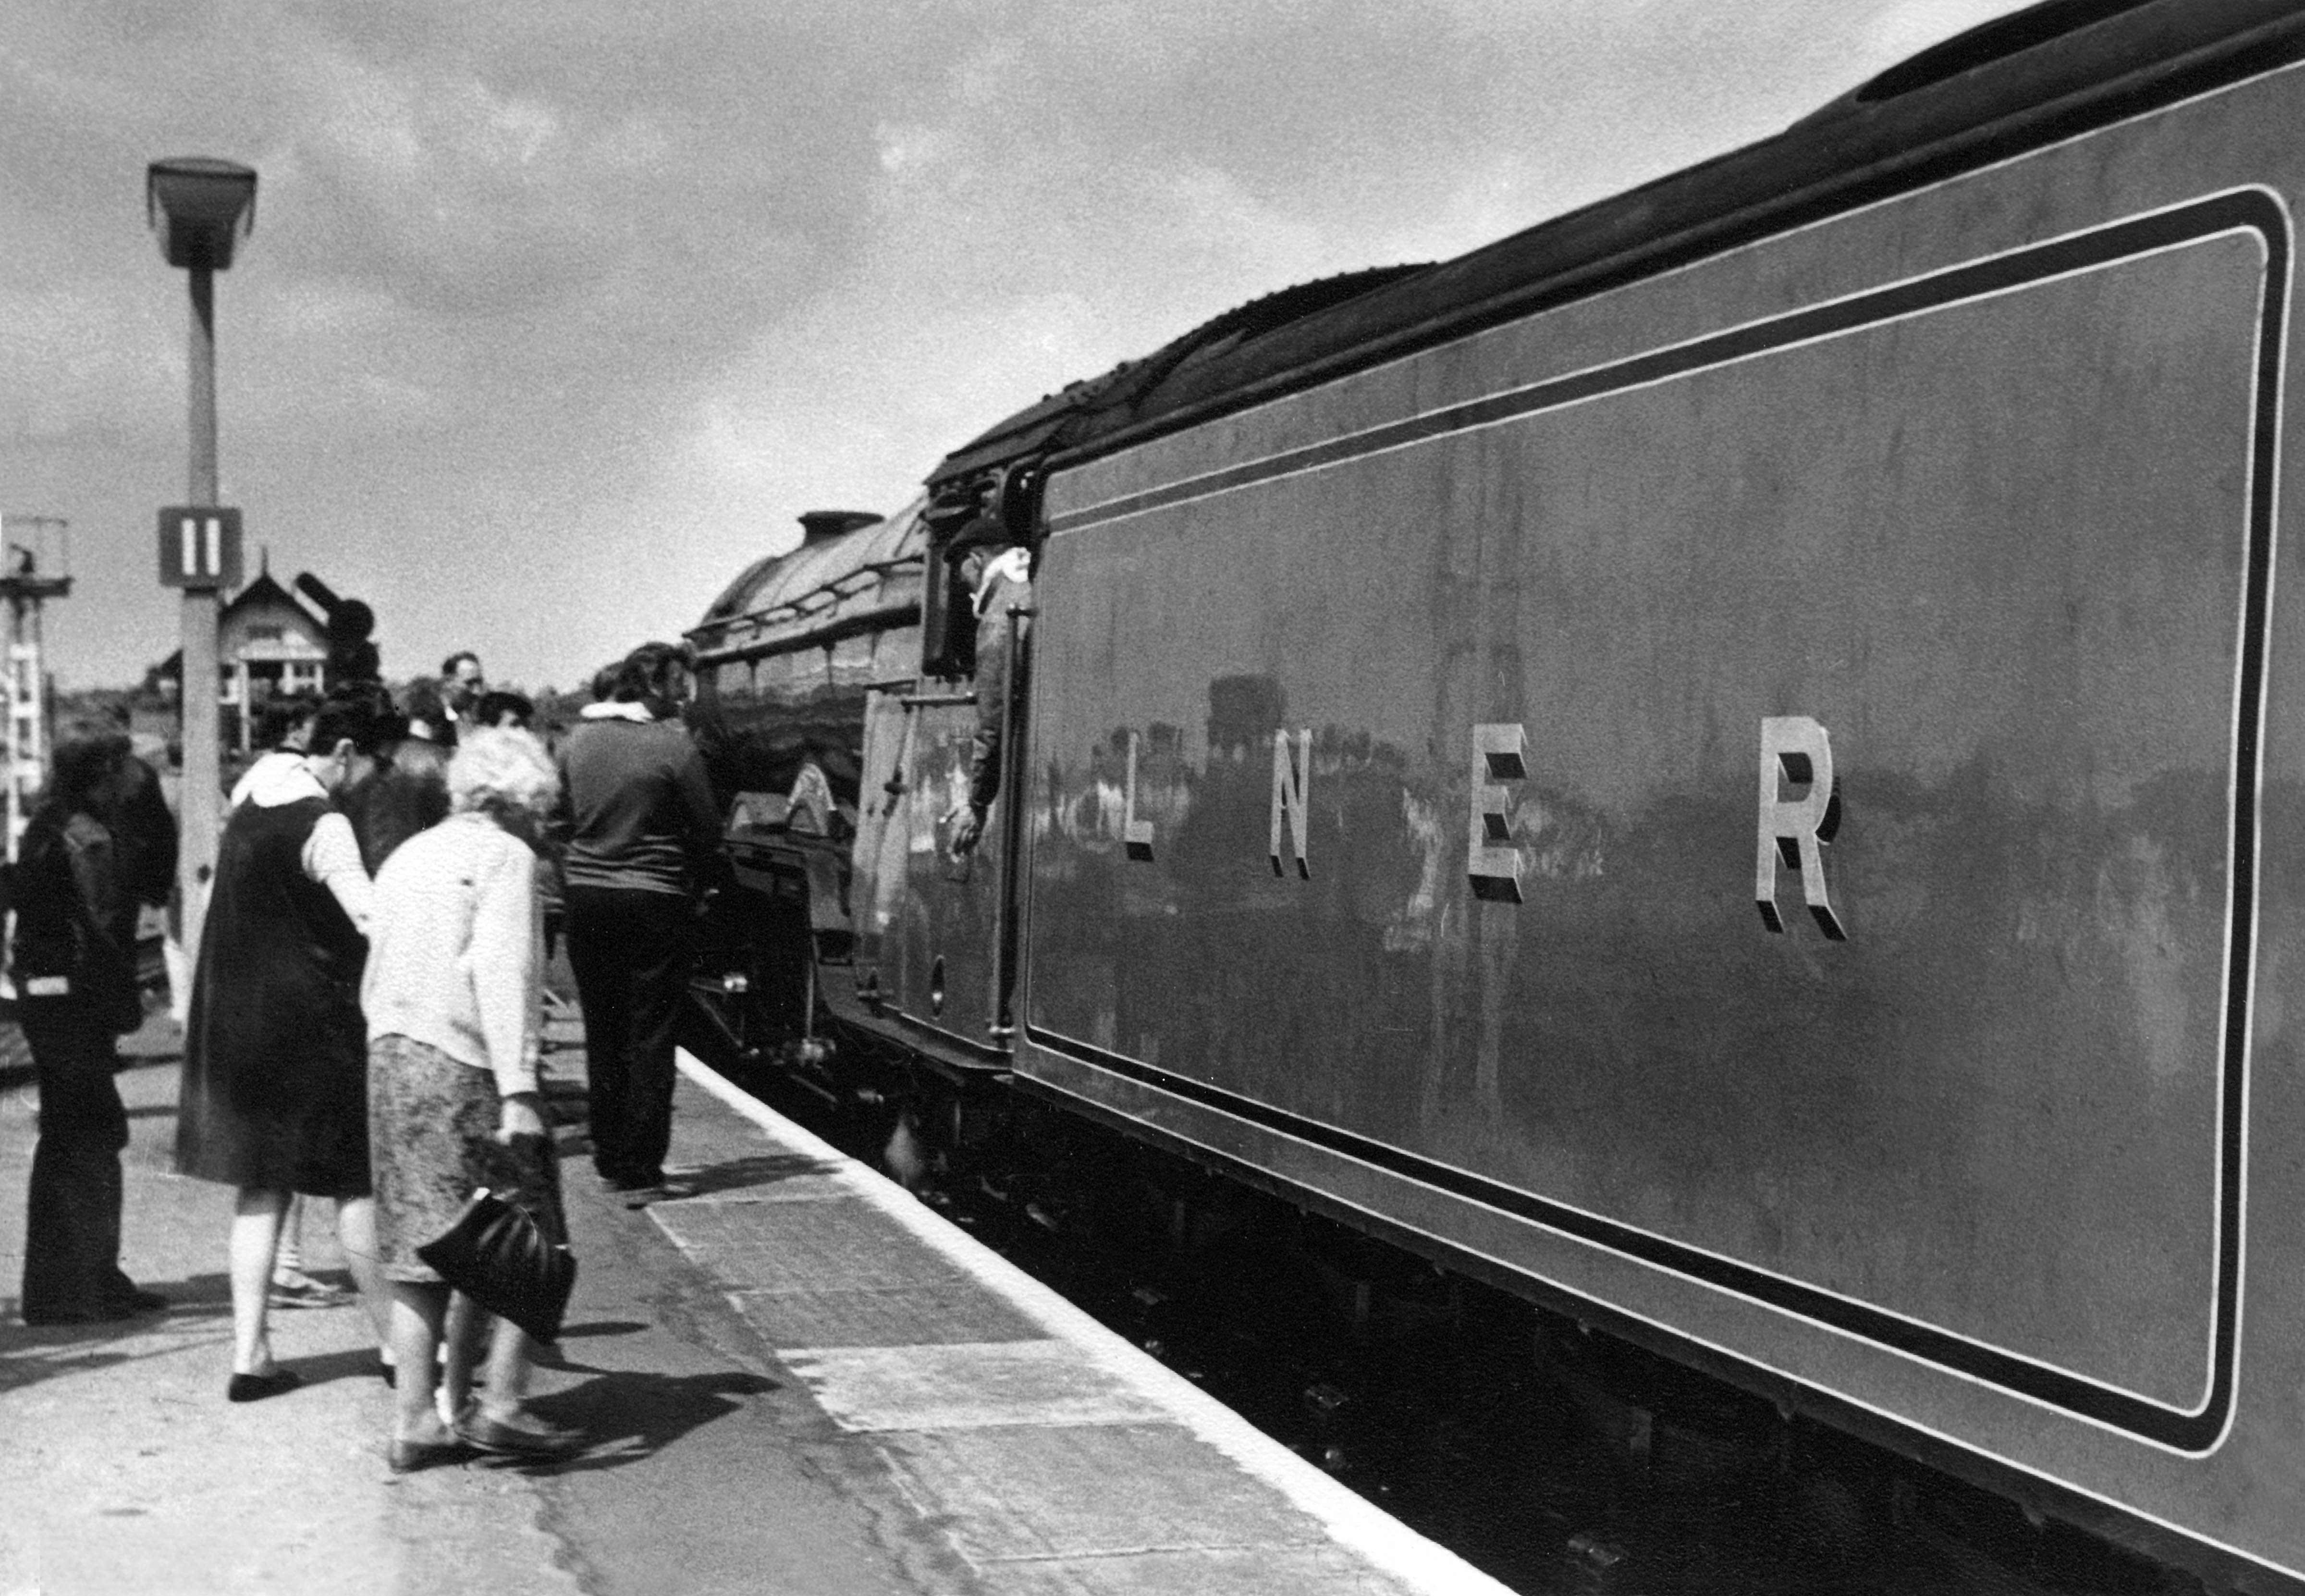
[158,505,243,591]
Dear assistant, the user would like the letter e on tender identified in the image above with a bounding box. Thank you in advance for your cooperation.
[1469,723,1527,904]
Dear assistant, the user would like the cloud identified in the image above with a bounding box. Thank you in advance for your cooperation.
[0,0,2031,689]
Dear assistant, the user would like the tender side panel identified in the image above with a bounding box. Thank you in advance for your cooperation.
[1035,220,2265,1413]
[1019,64,2305,1581]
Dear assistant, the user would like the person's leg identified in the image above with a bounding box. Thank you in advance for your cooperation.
[387,1281,452,1445]
[20,1002,130,1319]
[478,1316,536,1417]
[268,1198,349,1306]
[454,1316,577,1456]
[334,1196,392,1353]
[229,1188,291,1375]
[440,1291,483,1424]
[619,892,695,1189]
[80,1022,129,1302]
[563,888,636,1182]
[95,1140,131,1300]
[276,1196,304,1276]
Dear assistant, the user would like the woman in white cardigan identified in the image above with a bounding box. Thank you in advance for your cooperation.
[363,726,581,1471]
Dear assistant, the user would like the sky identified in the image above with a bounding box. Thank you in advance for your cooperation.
[0,0,2025,693]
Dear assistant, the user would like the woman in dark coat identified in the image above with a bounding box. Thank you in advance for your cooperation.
[175,693,391,1400]
[12,723,168,1324]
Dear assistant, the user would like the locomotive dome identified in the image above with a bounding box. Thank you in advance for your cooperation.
[685,500,931,823]
[690,502,927,665]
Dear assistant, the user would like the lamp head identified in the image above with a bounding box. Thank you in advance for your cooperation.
[146,158,258,270]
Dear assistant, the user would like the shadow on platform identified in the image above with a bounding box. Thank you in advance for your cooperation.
[507,1367,782,1474]
[679,1152,845,1198]
[281,1344,389,1390]
[0,1272,232,1396]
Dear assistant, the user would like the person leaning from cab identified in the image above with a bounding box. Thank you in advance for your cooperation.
[555,641,721,1201]
[175,688,394,1402]
[365,725,582,1469]
[10,722,170,1324]
[946,521,1035,857]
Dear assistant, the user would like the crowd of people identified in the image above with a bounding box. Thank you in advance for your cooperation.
[8,640,723,1474]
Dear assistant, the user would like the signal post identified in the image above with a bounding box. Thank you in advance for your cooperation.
[147,157,257,986]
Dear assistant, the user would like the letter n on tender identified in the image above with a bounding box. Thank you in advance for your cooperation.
[1270,729,1312,878]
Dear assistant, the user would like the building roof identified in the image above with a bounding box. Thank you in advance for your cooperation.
[149,567,333,680]
[217,569,324,628]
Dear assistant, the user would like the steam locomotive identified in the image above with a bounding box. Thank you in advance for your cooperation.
[685,3,2305,1585]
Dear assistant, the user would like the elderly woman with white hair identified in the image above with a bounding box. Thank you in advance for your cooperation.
[363,726,583,1471]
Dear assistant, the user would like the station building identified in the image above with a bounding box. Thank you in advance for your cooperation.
[147,560,333,753]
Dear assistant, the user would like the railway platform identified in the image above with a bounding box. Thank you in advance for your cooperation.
[0,1006,1511,1596]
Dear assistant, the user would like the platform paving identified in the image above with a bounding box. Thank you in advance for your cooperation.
[661,1055,1512,1596]
[0,1005,1507,1596]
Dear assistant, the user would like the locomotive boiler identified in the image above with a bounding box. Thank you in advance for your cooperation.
[686,2,2305,1585]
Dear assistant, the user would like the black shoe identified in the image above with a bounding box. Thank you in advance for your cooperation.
[387,1436,472,1474]
[455,1408,585,1459]
[226,1368,302,1403]
[102,1286,169,1316]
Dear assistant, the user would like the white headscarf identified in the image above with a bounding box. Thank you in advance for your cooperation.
[972,546,1033,618]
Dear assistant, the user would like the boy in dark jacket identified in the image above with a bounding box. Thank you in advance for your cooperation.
[12,723,168,1323]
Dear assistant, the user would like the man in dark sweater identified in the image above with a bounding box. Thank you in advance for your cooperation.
[556,641,721,1200]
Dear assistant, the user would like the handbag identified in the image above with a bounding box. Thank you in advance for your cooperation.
[416,1180,577,1343]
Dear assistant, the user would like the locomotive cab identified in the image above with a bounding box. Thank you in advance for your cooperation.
[861,497,1038,1060]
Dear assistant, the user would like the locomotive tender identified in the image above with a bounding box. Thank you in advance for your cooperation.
[687,2,2305,1584]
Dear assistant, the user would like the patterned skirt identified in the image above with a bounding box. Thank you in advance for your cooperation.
[367,1034,567,1285]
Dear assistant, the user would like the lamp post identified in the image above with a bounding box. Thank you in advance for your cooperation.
[147,157,257,986]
